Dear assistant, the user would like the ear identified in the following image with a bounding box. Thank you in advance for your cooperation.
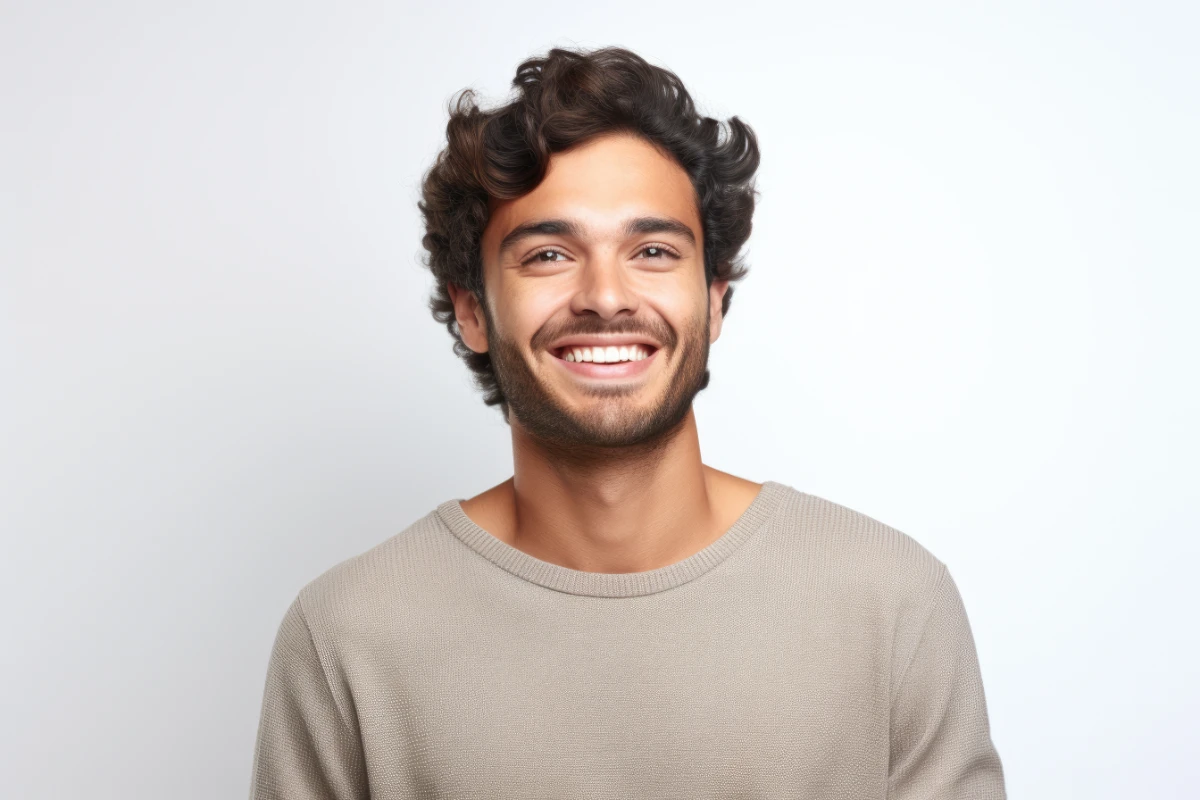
[447,282,489,354]
[708,279,730,343]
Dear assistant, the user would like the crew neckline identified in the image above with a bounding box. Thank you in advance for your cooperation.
[434,480,789,598]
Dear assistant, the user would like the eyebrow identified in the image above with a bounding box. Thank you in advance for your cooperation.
[496,215,697,258]
[497,219,584,258]
[625,216,697,245]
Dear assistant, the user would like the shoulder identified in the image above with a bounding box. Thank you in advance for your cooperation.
[289,503,462,641]
[767,482,950,616]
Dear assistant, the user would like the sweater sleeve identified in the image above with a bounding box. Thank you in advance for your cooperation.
[888,567,1007,799]
[249,595,369,800]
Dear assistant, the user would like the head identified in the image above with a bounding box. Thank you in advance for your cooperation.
[418,46,759,451]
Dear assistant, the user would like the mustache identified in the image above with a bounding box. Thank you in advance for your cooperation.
[532,318,677,350]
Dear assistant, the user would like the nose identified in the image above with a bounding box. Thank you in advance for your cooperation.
[568,249,640,320]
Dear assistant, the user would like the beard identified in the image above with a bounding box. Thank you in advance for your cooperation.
[481,297,714,457]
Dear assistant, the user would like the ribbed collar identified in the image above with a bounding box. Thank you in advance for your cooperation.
[434,480,788,598]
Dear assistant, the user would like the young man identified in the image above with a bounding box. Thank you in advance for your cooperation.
[249,47,1006,799]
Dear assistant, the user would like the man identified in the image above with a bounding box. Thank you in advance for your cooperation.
[249,46,1006,799]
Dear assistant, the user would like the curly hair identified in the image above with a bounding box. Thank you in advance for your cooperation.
[418,46,760,420]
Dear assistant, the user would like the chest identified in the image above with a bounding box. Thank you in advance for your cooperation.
[345,588,894,798]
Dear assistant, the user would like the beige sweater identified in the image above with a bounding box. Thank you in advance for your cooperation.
[249,480,1006,798]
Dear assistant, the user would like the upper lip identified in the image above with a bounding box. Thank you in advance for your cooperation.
[549,335,661,353]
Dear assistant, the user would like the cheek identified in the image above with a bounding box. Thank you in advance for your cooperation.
[497,280,568,344]
[644,282,707,332]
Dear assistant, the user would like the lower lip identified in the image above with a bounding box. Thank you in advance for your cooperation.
[552,348,659,379]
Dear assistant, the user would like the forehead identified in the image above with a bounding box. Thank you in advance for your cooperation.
[482,133,699,253]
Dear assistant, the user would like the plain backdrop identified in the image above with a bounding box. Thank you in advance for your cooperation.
[2,1,1196,797]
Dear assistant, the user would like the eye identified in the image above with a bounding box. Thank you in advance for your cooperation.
[522,247,570,265]
[636,243,680,260]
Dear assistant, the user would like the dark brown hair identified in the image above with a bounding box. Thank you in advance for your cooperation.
[418,46,760,418]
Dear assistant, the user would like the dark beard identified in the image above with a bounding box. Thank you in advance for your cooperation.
[482,300,713,462]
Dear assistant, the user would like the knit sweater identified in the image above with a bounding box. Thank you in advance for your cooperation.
[249,480,1006,799]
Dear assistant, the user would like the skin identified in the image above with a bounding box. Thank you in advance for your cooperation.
[447,132,762,574]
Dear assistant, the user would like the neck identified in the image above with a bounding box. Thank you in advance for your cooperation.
[467,407,753,574]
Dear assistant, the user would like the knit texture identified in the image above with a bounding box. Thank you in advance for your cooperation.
[249,480,1006,798]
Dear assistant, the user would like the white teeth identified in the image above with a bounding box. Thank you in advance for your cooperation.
[564,344,653,364]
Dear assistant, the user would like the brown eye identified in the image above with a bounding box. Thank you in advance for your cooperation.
[523,248,568,265]
[638,244,678,259]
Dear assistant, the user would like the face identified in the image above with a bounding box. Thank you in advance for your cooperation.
[450,132,729,450]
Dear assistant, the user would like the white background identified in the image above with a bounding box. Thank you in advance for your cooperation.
[2,1,1196,797]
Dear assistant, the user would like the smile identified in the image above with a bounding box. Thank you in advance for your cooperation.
[549,343,659,379]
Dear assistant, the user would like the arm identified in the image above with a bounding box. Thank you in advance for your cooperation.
[249,595,369,800]
[888,568,1007,799]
